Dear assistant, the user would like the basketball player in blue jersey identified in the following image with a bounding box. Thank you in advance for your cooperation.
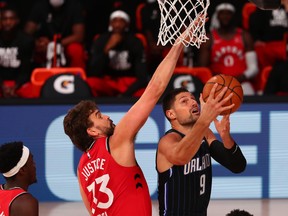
[157,87,247,215]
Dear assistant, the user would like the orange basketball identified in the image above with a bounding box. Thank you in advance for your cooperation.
[202,74,243,115]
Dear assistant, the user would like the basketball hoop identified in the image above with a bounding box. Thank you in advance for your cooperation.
[157,0,210,48]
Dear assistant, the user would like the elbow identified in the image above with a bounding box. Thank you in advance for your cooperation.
[231,158,247,174]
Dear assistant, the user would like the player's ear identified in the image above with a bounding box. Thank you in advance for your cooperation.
[166,109,176,121]
[87,127,99,136]
[17,165,27,177]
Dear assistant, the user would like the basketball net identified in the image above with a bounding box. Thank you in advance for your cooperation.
[157,0,210,48]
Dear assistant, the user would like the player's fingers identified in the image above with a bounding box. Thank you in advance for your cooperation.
[214,85,229,102]
[208,83,218,99]
[221,103,235,114]
[194,13,206,26]
[199,93,204,104]
[220,92,233,105]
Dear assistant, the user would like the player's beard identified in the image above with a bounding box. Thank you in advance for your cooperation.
[105,122,115,136]
[180,111,199,126]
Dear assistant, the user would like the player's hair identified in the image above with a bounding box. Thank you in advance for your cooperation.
[226,209,253,216]
[162,88,190,120]
[0,141,23,174]
[63,100,98,152]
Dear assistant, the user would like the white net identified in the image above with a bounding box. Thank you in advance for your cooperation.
[157,0,210,48]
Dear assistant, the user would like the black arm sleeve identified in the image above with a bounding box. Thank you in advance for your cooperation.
[209,140,247,173]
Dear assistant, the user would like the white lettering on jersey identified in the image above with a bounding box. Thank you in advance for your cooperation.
[213,45,244,64]
[183,153,211,175]
[108,50,131,70]
[97,212,108,216]
[0,47,20,68]
[81,158,106,181]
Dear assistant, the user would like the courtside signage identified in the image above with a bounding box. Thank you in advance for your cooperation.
[0,103,287,201]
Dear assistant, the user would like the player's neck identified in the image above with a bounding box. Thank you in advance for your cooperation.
[171,123,194,136]
[3,181,28,191]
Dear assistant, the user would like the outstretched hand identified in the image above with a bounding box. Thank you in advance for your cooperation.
[176,14,208,46]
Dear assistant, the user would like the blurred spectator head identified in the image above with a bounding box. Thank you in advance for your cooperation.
[0,6,19,32]
[210,3,236,30]
[226,209,253,216]
[216,3,236,28]
[49,0,65,8]
[108,10,130,33]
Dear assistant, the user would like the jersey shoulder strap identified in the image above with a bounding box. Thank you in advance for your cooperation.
[165,129,185,137]
[165,129,207,142]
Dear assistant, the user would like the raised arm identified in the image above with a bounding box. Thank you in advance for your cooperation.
[109,38,185,166]
[110,16,208,166]
[110,43,184,140]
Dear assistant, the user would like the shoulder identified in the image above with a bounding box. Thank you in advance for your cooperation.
[11,193,38,215]
[159,131,182,148]
[13,192,38,205]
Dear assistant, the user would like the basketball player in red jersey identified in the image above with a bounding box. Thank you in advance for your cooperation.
[63,19,217,214]
[199,3,258,95]
[0,141,38,216]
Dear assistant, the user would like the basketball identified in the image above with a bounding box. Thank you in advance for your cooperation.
[202,74,243,115]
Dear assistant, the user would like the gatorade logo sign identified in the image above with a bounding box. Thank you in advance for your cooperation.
[53,75,75,94]
[173,74,196,92]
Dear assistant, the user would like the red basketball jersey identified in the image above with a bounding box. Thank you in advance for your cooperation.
[78,137,151,216]
[0,184,27,216]
[210,28,247,77]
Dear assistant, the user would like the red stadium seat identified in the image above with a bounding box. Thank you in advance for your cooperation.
[242,2,257,30]
[173,66,213,84]
[259,66,272,92]
[135,3,146,31]
[31,67,87,87]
